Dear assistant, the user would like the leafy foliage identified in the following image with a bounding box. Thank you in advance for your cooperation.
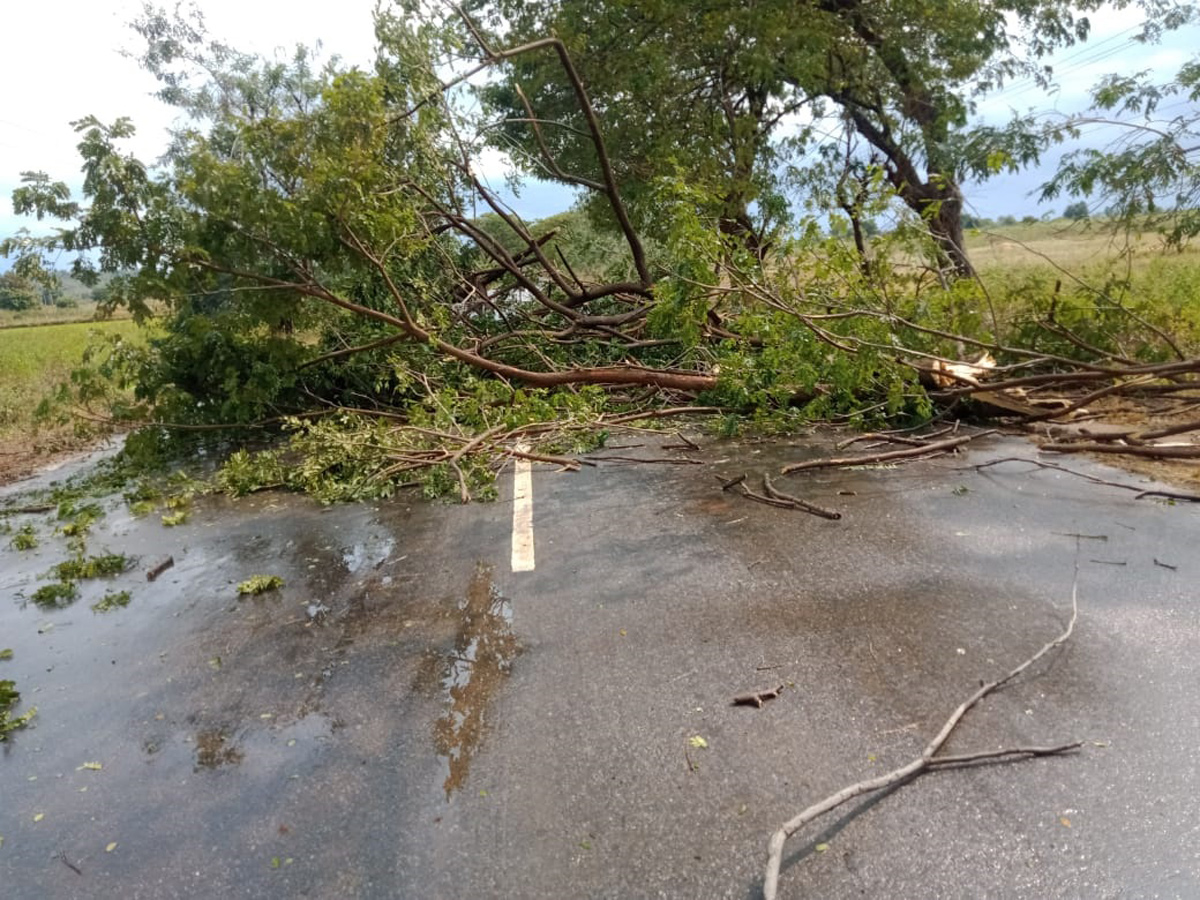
[0,679,37,740]
[30,581,80,609]
[1041,56,1200,247]
[469,0,1195,274]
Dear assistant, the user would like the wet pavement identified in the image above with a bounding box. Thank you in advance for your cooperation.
[1,433,1198,898]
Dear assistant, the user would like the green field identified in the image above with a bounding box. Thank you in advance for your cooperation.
[0,319,143,438]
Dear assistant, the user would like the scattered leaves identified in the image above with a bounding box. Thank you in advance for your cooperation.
[77,761,103,771]
[30,581,79,609]
[91,590,131,613]
[689,735,708,749]
[0,679,36,739]
[53,553,131,580]
[105,842,118,853]
[815,842,829,853]
[9,524,38,551]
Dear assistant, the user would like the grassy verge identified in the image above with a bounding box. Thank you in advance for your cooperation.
[959,221,1200,355]
[0,300,121,329]
[0,319,145,480]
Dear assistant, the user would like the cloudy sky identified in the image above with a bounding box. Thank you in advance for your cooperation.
[1,0,1196,259]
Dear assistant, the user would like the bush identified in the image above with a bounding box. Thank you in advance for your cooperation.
[1063,201,1090,221]
[0,272,39,311]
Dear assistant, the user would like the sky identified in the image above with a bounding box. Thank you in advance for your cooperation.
[1,0,1197,266]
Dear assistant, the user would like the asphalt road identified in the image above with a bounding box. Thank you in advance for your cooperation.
[1,432,1198,898]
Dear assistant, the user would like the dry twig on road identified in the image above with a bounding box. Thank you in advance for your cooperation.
[733,684,785,708]
[761,474,841,520]
[762,564,1083,899]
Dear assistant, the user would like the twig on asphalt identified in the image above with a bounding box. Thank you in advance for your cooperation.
[719,474,747,491]
[584,454,703,465]
[1041,440,1200,460]
[662,431,699,450]
[55,851,83,876]
[146,556,175,582]
[972,457,1200,504]
[762,474,842,520]
[0,504,54,516]
[733,684,785,708]
[782,431,995,474]
[762,561,1083,900]
[834,426,954,451]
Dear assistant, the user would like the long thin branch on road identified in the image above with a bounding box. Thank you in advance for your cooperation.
[780,430,995,474]
[762,564,1083,900]
[972,457,1200,503]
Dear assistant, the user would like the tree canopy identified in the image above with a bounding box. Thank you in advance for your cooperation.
[471,0,1194,274]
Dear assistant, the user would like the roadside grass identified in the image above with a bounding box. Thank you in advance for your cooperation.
[965,218,1193,272]
[0,319,144,454]
[962,220,1200,354]
[0,300,124,329]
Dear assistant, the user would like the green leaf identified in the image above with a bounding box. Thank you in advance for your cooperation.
[237,575,284,596]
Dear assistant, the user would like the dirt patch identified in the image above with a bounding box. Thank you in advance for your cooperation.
[1029,395,1200,491]
[0,431,111,487]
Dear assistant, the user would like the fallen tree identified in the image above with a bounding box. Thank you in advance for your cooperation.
[4,4,1200,501]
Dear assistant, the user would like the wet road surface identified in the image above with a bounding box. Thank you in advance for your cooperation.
[1,433,1198,898]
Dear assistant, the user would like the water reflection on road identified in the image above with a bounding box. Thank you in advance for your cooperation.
[433,562,519,799]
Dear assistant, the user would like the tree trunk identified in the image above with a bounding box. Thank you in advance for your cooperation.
[922,181,974,279]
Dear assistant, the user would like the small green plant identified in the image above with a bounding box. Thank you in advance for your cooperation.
[10,524,38,551]
[53,553,131,580]
[91,590,132,612]
[57,500,103,524]
[161,511,188,526]
[129,500,157,517]
[31,581,79,608]
[1,679,37,740]
[237,575,284,596]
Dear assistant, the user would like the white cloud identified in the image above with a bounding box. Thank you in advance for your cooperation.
[0,0,379,243]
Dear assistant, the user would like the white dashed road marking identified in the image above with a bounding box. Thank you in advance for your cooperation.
[511,447,535,572]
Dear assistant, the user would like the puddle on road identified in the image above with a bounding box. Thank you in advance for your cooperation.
[432,563,520,799]
[341,533,396,573]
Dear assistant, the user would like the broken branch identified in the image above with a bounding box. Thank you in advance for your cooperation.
[762,474,842,520]
[762,564,1081,899]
